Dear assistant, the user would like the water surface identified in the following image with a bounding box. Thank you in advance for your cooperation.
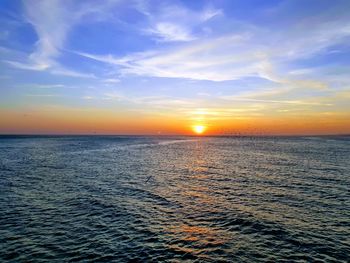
[0,136,349,262]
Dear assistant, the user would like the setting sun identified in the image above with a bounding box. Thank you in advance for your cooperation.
[193,125,206,134]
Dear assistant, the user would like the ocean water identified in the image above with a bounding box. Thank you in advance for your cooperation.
[0,135,349,262]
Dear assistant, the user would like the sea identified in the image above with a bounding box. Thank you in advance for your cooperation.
[0,135,349,262]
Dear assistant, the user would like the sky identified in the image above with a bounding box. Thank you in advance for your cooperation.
[0,0,350,135]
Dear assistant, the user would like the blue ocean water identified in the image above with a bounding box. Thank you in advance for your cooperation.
[0,135,349,262]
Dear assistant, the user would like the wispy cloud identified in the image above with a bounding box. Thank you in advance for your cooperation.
[4,0,100,78]
[22,0,72,70]
[139,2,222,42]
[78,34,258,81]
[76,10,350,86]
[103,78,121,83]
[146,22,195,42]
[219,97,333,106]
[82,96,94,100]
[25,94,60,97]
[20,84,65,89]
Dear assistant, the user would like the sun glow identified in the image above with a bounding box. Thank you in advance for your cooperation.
[192,125,206,134]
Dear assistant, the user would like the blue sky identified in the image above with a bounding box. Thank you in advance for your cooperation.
[0,0,350,134]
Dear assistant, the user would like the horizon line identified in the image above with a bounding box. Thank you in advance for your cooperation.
[1,133,349,137]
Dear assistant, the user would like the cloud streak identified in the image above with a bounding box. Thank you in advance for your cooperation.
[76,11,350,83]
[23,0,72,70]
[139,1,222,42]
[4,0,103,78]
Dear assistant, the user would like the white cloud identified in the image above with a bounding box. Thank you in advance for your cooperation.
[218,97,332,106]
[103,92,125,100]
[4,0,105,78]
[6,0,350,88]
[76,8,350,84]
[200,8,223,21]
[24,84,65,89]
[146,22,195,42]
[103,78,121,83]
[5,60,95,78]
[140,2,222,42]
[4,60,48,71]
[23,0,72,70]
[82,96,94,100]
[25,94,59,97]
[78,34,261,81]
[50,68,96,78]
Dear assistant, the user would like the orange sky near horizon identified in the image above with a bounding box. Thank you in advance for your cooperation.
[1,107,349,135]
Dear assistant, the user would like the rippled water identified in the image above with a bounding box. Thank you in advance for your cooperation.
[0,135,349,262]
